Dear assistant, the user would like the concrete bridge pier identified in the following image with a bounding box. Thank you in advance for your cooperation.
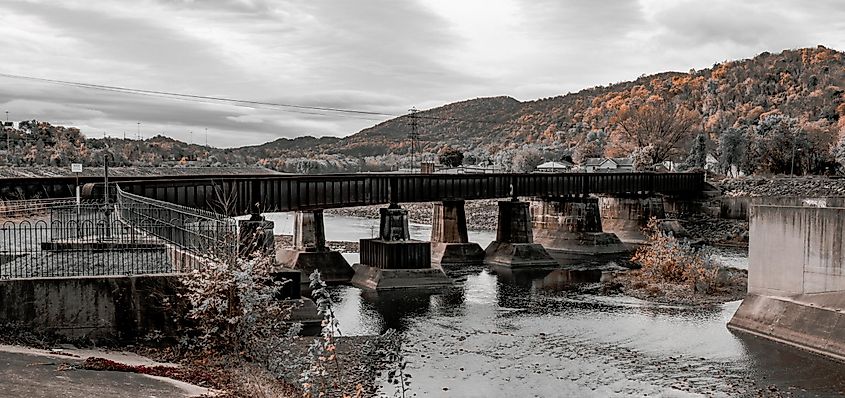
[598,196,665,244]
[484,200,557,268]
[352,204,453,290]
[531,196,628,261]
[275,209,354,285]
[430,200,485,269]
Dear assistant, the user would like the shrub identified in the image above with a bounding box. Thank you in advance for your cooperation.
[631,218,722,293]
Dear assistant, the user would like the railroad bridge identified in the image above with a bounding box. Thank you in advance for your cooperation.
[3,172,705,290]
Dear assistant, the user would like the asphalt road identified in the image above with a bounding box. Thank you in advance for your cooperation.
[0,350,202,398]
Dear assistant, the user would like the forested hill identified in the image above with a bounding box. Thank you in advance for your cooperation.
[336,46,844,170]
[4,46,845,174]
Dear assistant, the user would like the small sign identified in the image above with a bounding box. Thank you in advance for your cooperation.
[71,163,83,173]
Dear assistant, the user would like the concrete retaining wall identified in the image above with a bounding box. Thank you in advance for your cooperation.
[729,204,845,361]
[0,274,184,343]
[747,205,845,296]
[718,196,845,220]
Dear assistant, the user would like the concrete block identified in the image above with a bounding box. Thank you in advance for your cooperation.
[484,241,558,268]
[351,264,453,290]
[430,242,485,269]
[729,293,845,362]
[275,249,353,285]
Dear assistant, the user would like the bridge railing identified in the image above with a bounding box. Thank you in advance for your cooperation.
[116,186,238,262]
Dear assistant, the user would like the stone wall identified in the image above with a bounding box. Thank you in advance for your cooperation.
[0,274,184,342]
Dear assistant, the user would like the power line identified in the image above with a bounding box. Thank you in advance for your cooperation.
[0,72,530,126]
[0,72,395,117]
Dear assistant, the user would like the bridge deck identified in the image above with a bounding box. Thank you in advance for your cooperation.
[109,172,703,214]
[1,172,703,215]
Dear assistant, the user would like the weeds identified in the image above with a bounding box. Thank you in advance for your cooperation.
[631,218,723,293]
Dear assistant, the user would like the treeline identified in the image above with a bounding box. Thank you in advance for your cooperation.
[3,46,844,175]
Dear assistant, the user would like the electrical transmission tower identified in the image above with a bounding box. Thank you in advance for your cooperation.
[408,107,419,173]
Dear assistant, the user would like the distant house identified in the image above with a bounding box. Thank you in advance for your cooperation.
[705,154,719,172]
[583,157,634,172]
[535,160,573,173]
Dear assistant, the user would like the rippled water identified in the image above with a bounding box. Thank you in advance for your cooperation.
[265,213,845,397]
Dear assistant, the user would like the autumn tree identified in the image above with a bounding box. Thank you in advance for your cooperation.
[437,146,464,168]
[717,127,745,176]
[684,134,708,170]
[511,147,543,172]
[614,100,699,164]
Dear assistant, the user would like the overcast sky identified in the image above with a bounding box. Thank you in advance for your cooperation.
[1,0,844,147]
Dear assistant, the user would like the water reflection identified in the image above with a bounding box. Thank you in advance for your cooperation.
[265,213,841,395]
[327,262,844,397]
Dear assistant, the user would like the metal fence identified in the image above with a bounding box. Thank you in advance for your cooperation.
[0,197,77,220]
[0,187,238,279]
[1,217,173,278]
[116,185,238,262]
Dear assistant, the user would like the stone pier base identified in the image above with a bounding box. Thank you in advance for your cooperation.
[430,200,485,268]
[531,197,628,261]
[275,249,353,285]
[431,242,485,269]
[351,264,454,290]
[351,207,453,290]
[484,241,559,268]
[598,196,665,244]
[275,209,354,285]
[484,200,556,268]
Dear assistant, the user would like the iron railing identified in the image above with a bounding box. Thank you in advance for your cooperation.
[0,218,175,278]
[0,188,238,278]
[116,185,238,262]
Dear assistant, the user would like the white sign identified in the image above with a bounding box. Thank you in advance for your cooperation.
[71,163,83,173]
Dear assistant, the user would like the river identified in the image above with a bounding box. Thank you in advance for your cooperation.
[262,213,845,397]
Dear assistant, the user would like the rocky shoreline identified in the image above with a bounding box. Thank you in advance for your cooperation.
[716,175,845,197]
[325,199,501,231]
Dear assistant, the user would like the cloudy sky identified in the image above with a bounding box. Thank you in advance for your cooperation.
[1,0,844,147]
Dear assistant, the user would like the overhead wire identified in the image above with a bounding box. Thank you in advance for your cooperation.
[0,72,527,126]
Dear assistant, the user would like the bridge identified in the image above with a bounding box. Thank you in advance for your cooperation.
[1,171,703,212]
[3,171,705,290]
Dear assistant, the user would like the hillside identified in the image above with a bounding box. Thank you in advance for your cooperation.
[2,46,844,174]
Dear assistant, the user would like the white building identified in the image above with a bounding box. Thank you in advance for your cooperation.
[582,157,635,172]
[535,160,574,173]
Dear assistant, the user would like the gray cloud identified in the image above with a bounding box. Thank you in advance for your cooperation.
[0,0,843,147]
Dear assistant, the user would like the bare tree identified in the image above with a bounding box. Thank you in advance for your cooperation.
[614,101,699,165]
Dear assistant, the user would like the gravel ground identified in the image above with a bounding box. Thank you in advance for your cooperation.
[716,175,845,197]
[325,199,502,232]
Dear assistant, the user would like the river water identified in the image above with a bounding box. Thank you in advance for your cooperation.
[263,213,845,397]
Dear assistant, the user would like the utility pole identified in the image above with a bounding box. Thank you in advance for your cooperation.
[137,122,141,140]
[189,130,193,145]
[205,127,208,147]
[408,107,419,173]
[4,111,9,165]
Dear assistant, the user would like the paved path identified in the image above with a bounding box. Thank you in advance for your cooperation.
[0,347,208,398]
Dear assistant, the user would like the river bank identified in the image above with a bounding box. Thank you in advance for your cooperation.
[325,199,500,231]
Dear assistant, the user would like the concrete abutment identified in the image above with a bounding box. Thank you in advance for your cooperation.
[729,204,845,362]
